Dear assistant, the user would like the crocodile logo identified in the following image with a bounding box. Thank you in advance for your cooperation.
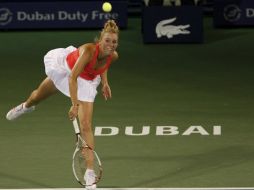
[156,17,190,39]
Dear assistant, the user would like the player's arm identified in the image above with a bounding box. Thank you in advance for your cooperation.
[101,51,118,85]
[100,51,118,100]
[69,45,94,109]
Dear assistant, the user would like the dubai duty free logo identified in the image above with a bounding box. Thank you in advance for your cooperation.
[0,8,13,26]
[224,4,242,22]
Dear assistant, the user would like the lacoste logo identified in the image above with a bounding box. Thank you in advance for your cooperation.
[155,17,190,39]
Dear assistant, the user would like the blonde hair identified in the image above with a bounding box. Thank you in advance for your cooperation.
[95,20,119,42]
[101,19,119,36]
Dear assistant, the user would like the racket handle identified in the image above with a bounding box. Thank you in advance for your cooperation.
[72,118,80,134]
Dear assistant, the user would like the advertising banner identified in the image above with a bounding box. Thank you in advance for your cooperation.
[0,1,127,29]
[214,0,254,27]
[142,6,203,43]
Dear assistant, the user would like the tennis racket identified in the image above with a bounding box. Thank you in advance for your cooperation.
[72,118,102,186]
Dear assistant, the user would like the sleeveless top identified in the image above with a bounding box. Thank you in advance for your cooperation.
[66,44,112,80]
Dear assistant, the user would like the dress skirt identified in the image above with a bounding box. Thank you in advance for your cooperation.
[44,46,101,102]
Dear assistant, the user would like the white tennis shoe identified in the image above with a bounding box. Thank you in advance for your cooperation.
[6,102,35,121]
[84,169,97,190]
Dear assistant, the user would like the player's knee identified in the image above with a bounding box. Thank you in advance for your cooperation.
[80,120,92,133]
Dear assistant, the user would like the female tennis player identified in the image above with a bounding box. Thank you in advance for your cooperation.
[6,19,119,188]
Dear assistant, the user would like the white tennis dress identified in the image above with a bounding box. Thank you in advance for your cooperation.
[44,46,101,102]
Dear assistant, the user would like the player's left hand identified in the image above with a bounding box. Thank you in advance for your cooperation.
[102,83,112,100]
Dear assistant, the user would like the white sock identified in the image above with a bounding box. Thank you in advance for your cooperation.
[86,169,94,173]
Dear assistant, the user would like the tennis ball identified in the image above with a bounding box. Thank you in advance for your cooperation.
[102,2,112,12]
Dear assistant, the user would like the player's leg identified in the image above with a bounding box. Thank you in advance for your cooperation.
[78,101,95,165]
[78,101,96,188]
[6,77,58,120]
[25,77,58,107]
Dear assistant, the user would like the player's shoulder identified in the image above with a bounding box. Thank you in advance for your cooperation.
[79,43,97,55]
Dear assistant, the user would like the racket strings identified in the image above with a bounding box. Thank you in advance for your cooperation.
[81,147,102,183]
[73,146,102,185]
[94,162,102,182]
[73,149,86,185]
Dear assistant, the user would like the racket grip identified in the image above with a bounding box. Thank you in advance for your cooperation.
[72,118,80,134]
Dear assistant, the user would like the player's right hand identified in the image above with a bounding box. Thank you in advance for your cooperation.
[68,105,79,120]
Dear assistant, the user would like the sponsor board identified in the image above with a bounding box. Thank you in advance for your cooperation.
[142,6,203,43]
[214,0,254,27]
[0,1,127,29]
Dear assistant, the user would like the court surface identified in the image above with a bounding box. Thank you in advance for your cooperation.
[1,189,254,190]
[0,17,254,188]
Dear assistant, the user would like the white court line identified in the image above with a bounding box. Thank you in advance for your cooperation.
[0,188,254,190]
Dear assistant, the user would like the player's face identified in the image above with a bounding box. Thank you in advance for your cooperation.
[100,32,118,55]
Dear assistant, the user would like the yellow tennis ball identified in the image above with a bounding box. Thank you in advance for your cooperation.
[102,2,112,12]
